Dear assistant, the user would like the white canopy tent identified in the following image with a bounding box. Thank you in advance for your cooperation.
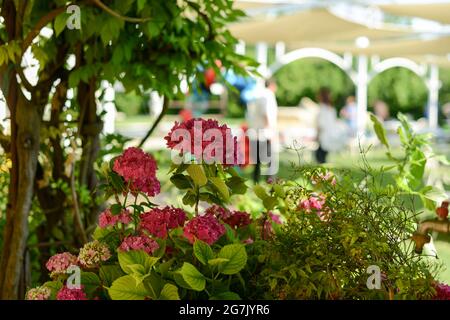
[230,2,450,134]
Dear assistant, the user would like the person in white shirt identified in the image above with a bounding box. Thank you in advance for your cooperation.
[246,79,278,182]
[316,88,337,164]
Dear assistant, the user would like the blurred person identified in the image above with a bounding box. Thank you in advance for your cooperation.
[246,79,278,183]
[443,102,450,125]
[340,95,357,136]
[373,100,390,122]
[315,88,348,164]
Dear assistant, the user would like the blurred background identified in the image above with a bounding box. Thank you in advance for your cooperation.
[1,0,450,294]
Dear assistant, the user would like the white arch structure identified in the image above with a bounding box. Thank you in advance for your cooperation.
[253,42,440,134]
[267,47,356,82]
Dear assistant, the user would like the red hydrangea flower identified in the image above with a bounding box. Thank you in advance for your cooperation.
[183,215,226,245]
[140,206,187,238]
[164,118,238,165]
[433,282,450,300]
[205,205,252,229]
[113,147,160,196]
[119,235,159,255]
[56,285,88,300]
[205,205,232,220]
[98,208,132,228]
[222,211,252,229]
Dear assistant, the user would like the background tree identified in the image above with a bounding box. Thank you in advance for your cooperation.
[0,0,253,299]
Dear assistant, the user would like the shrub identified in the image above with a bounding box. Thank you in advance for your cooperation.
[26,118,447,300]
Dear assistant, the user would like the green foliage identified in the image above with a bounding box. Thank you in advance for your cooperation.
[273,58,354,107]
[370,113,448,210]
[368,68,428,119]
[248,167,439,300]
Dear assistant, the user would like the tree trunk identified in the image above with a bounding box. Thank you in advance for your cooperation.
[0,91,41,299]
[78,78,103,237]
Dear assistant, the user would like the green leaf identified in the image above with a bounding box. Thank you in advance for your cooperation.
[210,177,230,201]
[370,113,389,148]
[170,174,192,189]
[108,275,148,300]
[253,184,268,200]
[159,283,180,300]
[226,176,247,195]
[186,164,208,187]
[178,262,206,291]
[137,0,146,13]
[92,226,113,240]
[193,240,214,265]
[99,265,125,287]
[218,244,247,275]
[110,203,122,215]
[208,258,230,267]
[263,196,277,211]
[54,13,68,36]
[81,272,101,296]
[422,186,448,204]
[210,291,241,300]
[118,250,159,275]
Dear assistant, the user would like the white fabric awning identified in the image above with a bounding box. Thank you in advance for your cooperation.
[380,3,450,25]
[229,8,413,45]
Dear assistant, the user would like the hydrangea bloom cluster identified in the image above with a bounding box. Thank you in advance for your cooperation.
[140,206,187,238]
[98,208,132,228]
[26,286,51,300]
[119,235,160,255]
[205,205,231,220]
[113,147,160,196]
[164,118,238,165]
[77,240,111,268]
[433,282,450,300]
[45,252,78,277]
[183,214,226,245]
[56,285,88,300]
[205,205,252,229]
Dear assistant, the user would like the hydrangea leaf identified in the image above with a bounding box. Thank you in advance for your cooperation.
[218,244,247,275]
[158,283,180,300]
[108,275,148,300]
[186,164,207,187]
[209,291,241,300]
[193,240,214,265]
[118,250,159,276]
[179,262,206,291]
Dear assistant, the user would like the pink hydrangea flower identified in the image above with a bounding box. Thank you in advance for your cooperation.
[269,212,282,225]
[299,194,326,212]
[113,147,160,196]
[299,194,332,221]
[119,235,159,255]
[183,215,226,245]
[45,252,78,277]
[26,286,51,300]
[164,118,239,165]
[433,282,450,300]
[56,285,88,300]
[140,206,187,238]
[98,208,132,228]
[78,240,111,268]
